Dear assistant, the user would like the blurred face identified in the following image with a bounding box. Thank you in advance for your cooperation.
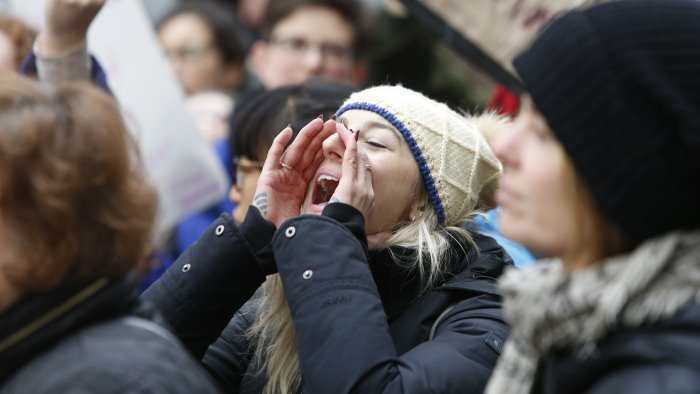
[186,91,234,144]
[0,32,16,72]
[159,13,241,95]
[301,111,420,235]
[252,5,358,89]
[229,157,263,225]
[493,97,582,261]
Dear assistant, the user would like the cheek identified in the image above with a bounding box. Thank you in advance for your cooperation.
[241,173,260,204]
[265,54,300,77]
[190,59,223,82]
[232,173,260,225]
[499,166,577,257]
[232,205,247,225]
[365,162,418,233]
[500,198,577,258]
[321,64,353,79]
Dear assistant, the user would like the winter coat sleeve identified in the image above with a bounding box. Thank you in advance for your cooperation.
[272,203,507,393]
[141,208,276,360]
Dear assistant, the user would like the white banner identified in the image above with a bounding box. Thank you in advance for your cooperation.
[1,0,230,238]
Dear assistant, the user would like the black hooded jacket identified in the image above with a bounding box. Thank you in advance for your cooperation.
[143,203,512,393]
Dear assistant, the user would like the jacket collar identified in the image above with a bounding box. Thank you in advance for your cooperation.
[0,277,140,382]
[368,231,512,320]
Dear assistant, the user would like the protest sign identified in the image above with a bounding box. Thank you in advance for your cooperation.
[1,0,230,238]
[402,0,605,90]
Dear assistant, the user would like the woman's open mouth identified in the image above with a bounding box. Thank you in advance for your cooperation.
[312,175,339,206]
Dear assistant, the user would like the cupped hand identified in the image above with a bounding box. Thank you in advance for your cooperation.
[41,0,106,55]
[329,122,375,220]
[253,117,335,228]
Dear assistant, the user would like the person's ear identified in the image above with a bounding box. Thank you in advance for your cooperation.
[407,204,425,222]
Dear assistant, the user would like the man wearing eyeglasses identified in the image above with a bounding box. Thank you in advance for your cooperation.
[249,0,371,89]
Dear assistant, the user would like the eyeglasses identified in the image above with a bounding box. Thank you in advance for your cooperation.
[232,158,264,190]
[164,43,214,63]
[268,37,353,65]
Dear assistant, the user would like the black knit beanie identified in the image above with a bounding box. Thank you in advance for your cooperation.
[513,0,700,246]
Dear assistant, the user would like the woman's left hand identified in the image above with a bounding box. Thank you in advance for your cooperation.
[329,122,375,219]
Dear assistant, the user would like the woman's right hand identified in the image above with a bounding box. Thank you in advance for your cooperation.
[252,117,336,228]
[329,121,375,220]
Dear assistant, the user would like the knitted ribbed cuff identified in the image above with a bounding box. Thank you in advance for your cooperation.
[34,39,91,83]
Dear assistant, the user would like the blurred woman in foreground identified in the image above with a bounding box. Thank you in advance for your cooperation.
[0,75,220,393]
[486,1,700,393]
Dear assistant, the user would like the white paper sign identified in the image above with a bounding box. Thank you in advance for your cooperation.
[1,0,230,238]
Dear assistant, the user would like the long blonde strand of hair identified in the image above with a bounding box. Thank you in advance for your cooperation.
[248,274,301,394]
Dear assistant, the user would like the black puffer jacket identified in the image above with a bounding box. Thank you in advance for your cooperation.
[143,204,512,393]
[0,278,221,394]
[532,303,700,394]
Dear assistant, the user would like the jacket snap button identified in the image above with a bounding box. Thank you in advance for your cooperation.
[215,224,225,236]
[285,226,296,238]
[302,270,313,279]
[182,263,191,272]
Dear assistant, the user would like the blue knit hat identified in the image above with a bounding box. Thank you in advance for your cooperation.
[336,85,501,226]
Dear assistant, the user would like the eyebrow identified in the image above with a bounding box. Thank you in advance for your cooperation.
[366,121,403,144]
[340,116,402,144]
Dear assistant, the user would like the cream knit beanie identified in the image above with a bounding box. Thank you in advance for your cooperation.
[336,85,502,226]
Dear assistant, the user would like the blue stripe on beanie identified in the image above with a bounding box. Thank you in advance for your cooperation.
[336,102,446,225]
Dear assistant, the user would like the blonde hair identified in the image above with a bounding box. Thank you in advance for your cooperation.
[248,182,477,393]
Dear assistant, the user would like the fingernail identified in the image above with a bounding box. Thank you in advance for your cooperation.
[331,114,337,120]
[287,124,291,128]
[355,129,360,141]
[317,114,323,120]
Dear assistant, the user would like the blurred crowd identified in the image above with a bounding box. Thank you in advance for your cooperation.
[1,0,699,393]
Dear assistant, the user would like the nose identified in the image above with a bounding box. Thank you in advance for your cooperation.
[322,129,345,161]
[303,46,324,73]
[493,122,521,169]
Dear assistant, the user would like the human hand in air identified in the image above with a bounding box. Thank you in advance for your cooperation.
[40,0,106,55]
[253,117,336,228]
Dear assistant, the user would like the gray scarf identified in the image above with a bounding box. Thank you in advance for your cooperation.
[485,231,700,394]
